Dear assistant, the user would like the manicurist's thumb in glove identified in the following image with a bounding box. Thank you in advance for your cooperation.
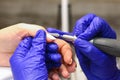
[73,13,120,80]
[10,30,61,80]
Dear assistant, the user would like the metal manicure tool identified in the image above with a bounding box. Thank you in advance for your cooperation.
[49,33,120,57]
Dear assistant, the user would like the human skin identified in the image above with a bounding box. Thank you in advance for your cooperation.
[0,23,76,80]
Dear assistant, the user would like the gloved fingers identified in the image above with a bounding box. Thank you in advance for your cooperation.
[47,28,73,43]
[73,13,96,36]
[46,42,61,63]
[10,37,32,67]
[28,30,46,56]
[75,48,92,77]
[11,37,32,59]
[54,39,73,65]
[46,51,61,70]
[75,48,101,80]
[77,16,116,40]
[46,61,61,71]
[47,28,72,35]
[47,42,58,53]
[46,53,61,63]
[74,39,110,65]
[47,29,74,65]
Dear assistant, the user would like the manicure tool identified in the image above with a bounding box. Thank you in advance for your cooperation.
[49,33,120,57]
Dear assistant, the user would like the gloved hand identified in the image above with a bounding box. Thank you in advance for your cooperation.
[47,28,76,79]
[46,42,61,71]
[10,30,61,80]
[73,13,120,80]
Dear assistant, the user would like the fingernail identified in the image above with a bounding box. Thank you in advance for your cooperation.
[47,33,56,40]
[69,59,72,65]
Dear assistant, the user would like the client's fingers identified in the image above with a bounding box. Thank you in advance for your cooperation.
[49,70,60,80]
[59,64,70,78]
[54,39,73,65]
[66,61,77,73]
[13,23,55,42]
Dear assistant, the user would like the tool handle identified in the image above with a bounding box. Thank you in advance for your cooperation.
[91,38,120,57]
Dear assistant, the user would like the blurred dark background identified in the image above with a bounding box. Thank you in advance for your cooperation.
[0,0,120,39]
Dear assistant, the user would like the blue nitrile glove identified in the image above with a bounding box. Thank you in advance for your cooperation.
[73,13,120,80]
[46,42,61,70]
[47,28,72,35]
[47,28,73,43]
[10,30,61,80]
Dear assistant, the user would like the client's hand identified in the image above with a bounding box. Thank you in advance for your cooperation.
[0,23,45,66]
[0,23,76,80]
